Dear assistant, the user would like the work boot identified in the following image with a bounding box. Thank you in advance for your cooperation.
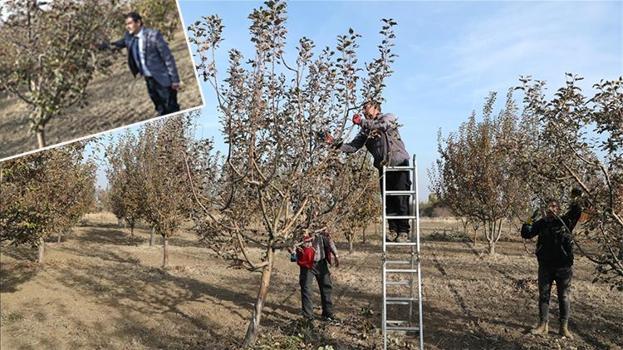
[559,320,573,339]
[396,231,410,243]
[386,230,398,242]
[530,321,548,335]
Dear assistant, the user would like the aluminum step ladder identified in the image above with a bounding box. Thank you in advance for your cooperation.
[381,154,423,350]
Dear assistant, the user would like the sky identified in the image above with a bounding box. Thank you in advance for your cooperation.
[95,0,623,200]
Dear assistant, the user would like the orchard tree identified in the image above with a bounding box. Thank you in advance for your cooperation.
[431,91,530,255]
[187,1,398,345]
[517,74,622,289]
[140,114,204,268]
[105,131,147,237]
[133,0,180,40]
[0,0,121,148]
[0,143,96,262]
[336,158,380,252]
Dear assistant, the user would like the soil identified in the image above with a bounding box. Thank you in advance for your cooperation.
[1,213,621,350]
[0,25,203,160]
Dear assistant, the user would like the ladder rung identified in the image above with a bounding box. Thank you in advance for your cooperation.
[386,280,410,285]
[386,326,420,332]
[384,260,411,264]
[386,268,418,273]
[385,190,416,195]
[386,320,408,325]
[386,300,410,305]
[387,296,417,301]
[384,166,413,171]
[385,242,418,246]
[384,216,417,220]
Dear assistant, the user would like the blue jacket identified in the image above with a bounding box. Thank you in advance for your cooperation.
[109,28,180,88]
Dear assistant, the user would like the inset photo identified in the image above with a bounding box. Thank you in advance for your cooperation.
[0,0,203,161]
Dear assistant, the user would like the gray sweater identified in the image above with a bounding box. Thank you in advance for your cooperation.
[312,234,339,262]
[340,113,410,170]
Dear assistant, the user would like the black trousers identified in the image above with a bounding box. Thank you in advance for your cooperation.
[379,160,411,234]
[299,259,333,318]
[538,265,572,322]
[145,77,180,116]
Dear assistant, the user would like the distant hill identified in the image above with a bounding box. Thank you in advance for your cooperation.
[0,28,203,160]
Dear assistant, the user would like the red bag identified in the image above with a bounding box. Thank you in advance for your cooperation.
[297,246,315,269]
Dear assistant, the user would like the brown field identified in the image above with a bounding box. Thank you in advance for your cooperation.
[1,213,621,350]
[0,25,203,160]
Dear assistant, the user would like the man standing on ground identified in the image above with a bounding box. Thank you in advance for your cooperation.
[292,228,340,321]
[102,12,181,116]
[329,100,411,242]
[521,188,584,339]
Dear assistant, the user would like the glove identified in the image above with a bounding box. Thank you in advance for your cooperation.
[317,131,334,144]
[520,223,532,237]
[352,114,362,125]
[324,133,334,144]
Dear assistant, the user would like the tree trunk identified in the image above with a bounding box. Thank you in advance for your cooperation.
[130,222,135,237]
[349,237,354,254]
[488,241,496,255]
[37,237,45,264]
[36,128,46,149]
[362,226,366,244]
[150,227,155,246]
[162,236,169,268]
[57,233,62,243]
[473,228,478,246]
[242,247,274,348]
[486,221,497,256]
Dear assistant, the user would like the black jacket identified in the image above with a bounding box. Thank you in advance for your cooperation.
[521,202,582,267]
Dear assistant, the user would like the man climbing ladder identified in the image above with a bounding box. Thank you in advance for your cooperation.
[331,100,412,242]
[326,101,423,348]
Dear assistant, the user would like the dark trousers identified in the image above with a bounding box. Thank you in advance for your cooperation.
[145,77,180,116]
[299,259,333,318]
[537,265,572,322]
[379,160,411,233]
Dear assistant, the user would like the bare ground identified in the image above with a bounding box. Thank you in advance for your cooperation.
[1,214,621,350]
[0,25,203,160]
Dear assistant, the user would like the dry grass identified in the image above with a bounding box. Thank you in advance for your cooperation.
[0,216,621,349]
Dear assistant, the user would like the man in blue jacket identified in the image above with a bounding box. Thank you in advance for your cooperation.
[102,12,180,116]
[521,188,583,339]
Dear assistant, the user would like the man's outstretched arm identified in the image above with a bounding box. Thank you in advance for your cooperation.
[562,198,583,232]
[338,130,367,153]
[98,37,126,50]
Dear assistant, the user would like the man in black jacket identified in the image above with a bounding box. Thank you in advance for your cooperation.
[101,12,180,116]
[521,188,583,339]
